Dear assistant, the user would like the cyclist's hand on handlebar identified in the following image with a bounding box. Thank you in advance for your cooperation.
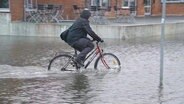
[99,39,104,43]
[92,38,104,43]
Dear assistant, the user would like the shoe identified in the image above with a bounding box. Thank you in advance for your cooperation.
[74,58,84,67]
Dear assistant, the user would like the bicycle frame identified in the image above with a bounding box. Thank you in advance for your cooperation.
[48,41,117,71]
[83,42,110,69]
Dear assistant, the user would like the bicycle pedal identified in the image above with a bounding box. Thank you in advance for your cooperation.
[77,63,84,67]
[61,68,66,71]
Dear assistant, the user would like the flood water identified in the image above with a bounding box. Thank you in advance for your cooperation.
[0,35,184,104]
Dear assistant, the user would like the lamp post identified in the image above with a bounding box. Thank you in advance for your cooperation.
[160,0,166,88]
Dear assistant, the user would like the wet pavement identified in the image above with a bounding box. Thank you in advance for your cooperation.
[0,35,184,104]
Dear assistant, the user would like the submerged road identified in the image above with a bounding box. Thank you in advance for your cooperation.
[0,35,184,104]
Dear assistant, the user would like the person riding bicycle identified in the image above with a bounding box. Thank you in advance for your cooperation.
[66,9,104,66]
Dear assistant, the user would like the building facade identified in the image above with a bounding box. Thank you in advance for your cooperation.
[0,0,184,21]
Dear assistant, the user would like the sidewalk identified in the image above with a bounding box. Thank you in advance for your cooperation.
[52,16,184,25]
[109,16,184,26]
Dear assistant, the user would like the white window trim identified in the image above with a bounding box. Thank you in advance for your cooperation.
[0,8,10,12]
[0,0,10,13]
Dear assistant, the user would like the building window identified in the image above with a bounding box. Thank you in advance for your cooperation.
[91,0,100,6]
[101,0,109,7]
[0,0,10,12]
[123,0,129,7]
[91,0,109,7]
[122,0,135,8]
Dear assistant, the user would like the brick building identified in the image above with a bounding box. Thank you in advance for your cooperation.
[0,0,184,21]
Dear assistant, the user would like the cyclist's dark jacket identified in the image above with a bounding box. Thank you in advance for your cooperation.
[66,10,102,45]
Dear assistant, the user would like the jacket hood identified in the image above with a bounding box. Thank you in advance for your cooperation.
[80,10,91,19]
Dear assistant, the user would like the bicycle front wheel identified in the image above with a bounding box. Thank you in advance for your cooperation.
[48,54,77,71]
[94,53,121,71]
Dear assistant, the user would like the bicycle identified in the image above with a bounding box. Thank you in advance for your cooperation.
[48,41,121,72]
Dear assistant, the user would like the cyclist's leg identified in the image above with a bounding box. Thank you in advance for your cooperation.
[72,38,94,63]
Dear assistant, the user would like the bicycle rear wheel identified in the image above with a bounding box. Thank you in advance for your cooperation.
[94,53,121,71]
[48,54,78,71]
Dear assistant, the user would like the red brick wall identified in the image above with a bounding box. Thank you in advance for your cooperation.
[151,0,162,16]
[166,3,184,16]
[152,1,184,16]
[10,0,84,21]
[10,0,24,21]
[137,1,184,16]
[137,0,144,16]
[10,0,184,21]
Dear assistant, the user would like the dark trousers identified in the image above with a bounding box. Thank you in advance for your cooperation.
[72,38,94,61]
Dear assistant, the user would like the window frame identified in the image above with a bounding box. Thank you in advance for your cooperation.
[90,0,110,7]
[0,0,10,13]
[122,0,136,8]
[122,0,129,7]
[101,0,110,7]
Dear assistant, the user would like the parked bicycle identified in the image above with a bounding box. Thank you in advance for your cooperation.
[48,41,121,72]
